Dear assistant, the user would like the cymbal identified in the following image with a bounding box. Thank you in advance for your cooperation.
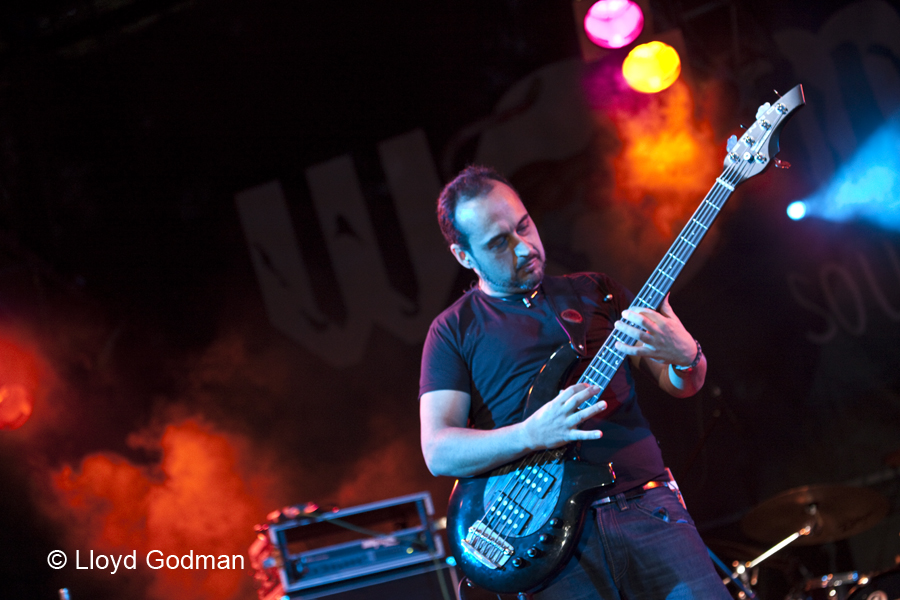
[741,484,889,546]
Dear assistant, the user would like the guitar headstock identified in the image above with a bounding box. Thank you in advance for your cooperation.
[724,84,805,182]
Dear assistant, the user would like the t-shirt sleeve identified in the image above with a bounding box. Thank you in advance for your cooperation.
[419,316,471,398]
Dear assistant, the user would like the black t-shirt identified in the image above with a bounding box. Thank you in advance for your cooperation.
[419,273,665,495]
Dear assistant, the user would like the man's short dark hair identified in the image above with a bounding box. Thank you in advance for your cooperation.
[437,165,512,249]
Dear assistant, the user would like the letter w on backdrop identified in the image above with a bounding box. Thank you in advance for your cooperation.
[235,129,456,367]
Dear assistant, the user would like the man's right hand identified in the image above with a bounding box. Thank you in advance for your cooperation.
[420,384,606,478]
[522,383,606,450]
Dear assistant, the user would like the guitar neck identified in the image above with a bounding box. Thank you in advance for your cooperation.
[576,166,739,404]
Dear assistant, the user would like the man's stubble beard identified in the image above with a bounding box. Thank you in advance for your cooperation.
[477,257,545,294]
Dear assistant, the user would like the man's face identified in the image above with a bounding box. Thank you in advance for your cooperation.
[450,181,546,297]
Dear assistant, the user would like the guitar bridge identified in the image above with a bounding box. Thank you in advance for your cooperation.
[462,521,515,569]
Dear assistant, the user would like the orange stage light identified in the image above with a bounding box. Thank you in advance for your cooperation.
[622,41,681,93]
[0,338,39,430]
[0,384,33,429]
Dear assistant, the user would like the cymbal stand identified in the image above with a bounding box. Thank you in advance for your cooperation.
[707,548,756,599]
[742,525,812,571]
[722,525,814,598]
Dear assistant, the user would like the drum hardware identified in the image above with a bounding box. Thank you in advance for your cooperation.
[786,571,868,600]
[844,565,900,600]
[707,548,757,599]
[708,485,889,599]
[713,526,815,598]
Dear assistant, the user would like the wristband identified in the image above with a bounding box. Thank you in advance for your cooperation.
[672,339,702,373]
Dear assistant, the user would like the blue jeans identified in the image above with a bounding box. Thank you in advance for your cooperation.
[533,487,732,600]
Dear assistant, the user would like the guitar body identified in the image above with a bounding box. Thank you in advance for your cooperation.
[446,345,615,595]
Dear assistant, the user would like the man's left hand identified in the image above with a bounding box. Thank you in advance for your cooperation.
[613,294,695,367]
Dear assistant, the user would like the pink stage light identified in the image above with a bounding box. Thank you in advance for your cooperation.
[583,0,644,49]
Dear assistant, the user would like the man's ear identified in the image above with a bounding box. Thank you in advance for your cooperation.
[450,244,473,270]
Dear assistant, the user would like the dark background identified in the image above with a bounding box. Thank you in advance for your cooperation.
[0,1,899,599]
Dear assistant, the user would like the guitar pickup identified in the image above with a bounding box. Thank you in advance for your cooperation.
[463,521,514,569]
[488,493,533,536]
[518,464,556,499]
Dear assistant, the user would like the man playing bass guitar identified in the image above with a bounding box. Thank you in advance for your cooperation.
[419,165,731,599]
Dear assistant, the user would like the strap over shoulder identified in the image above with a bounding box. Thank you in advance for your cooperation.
[541,276,590,359]
[521,274,613,421]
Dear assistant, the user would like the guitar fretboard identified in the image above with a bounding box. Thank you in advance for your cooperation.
[576,168,742,408]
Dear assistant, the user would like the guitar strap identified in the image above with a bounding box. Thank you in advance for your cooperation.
[541,275,590,359]
[521,275,606,419]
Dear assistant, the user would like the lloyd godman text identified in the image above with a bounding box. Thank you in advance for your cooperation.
[72,549,244,573]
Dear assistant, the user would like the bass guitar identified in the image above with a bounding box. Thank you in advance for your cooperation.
[446,84,806,595]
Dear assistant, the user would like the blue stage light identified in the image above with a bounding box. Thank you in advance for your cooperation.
[787,201,807,220]
[799,114,900,231]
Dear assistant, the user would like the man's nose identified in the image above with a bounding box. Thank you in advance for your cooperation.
[513,235,531,256]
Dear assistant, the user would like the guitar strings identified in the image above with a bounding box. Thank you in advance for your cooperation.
[475,451,548,561]
[577,161,748,399]
[481,448,546,533]
[490,455,545,543]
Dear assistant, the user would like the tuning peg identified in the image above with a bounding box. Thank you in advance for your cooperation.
[726,135,738,152]
[774,158,791,169]
[756,102,771,120]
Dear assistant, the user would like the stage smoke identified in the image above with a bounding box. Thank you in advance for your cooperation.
[608,81,720,227]
[48,418,284,600]
[335,433,434,509]
[577,80,722,286]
